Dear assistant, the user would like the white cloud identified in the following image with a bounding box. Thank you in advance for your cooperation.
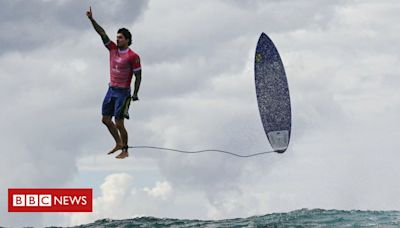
[144,181,172,199]
[68,173,175,226]
[69,173,134,225]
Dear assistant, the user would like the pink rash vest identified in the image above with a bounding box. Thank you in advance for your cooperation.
[105,40,141,88]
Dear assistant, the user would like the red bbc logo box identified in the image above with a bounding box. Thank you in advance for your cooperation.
[8,188,92,212]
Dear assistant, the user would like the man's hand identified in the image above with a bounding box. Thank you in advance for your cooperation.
[86,6,93,19]
[131,94,139,101]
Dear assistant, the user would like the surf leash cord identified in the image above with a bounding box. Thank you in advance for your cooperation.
[127,145,277,158]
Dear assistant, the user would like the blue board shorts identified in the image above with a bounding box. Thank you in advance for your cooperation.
[102,86,131,120]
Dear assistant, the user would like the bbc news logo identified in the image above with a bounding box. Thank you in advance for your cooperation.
[8,188,92,212]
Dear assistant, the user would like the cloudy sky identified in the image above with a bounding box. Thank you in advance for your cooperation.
[1,0,399,227]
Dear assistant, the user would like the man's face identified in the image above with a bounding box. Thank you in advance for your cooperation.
[116,33,129,48]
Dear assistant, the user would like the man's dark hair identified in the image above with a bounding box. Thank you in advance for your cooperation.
[118,28,132,46]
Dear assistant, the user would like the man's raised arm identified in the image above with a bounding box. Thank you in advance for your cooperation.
[86,6,110,44]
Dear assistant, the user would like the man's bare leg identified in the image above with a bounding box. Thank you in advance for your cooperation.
[102,116,124,154]
[115,118,129,159]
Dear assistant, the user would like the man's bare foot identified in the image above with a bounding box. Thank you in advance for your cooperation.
[116,150,129,159]
[107,144,124,155]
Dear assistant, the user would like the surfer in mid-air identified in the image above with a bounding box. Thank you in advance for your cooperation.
[86,6,142,159]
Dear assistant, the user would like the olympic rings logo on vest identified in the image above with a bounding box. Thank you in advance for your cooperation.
[8,188,92,212]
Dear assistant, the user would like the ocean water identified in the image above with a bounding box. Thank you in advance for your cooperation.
[58,209,400,228]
